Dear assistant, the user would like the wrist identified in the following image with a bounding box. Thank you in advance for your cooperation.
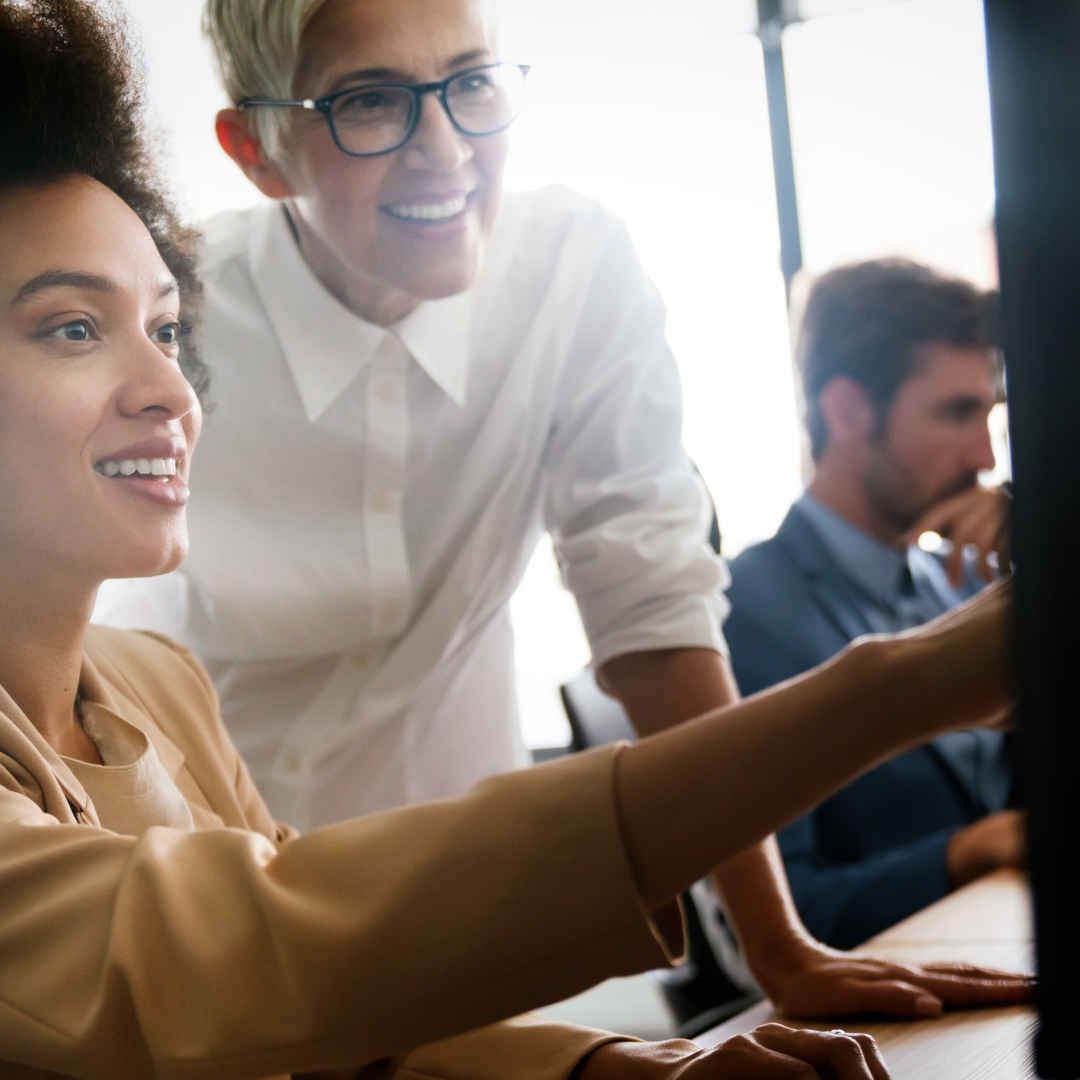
[572,1040,700,1080]
[741,923,827,997]
[842,626,987,747]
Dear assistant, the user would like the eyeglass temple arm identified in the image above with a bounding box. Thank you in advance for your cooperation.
[238,99,318,111]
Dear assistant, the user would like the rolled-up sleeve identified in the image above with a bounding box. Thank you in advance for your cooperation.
[544,217,729,669]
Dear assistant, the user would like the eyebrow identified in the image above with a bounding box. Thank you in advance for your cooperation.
[12,270,177,305]
[328,49,493,92]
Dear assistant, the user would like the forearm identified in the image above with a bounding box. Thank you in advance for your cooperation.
[709,836,812,971]
[599,646,739,735]
[601,647,811,963]
[614,603,1010,909]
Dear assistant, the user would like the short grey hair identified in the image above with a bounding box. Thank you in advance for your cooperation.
[202,0,329,156]
[202,0,501,159]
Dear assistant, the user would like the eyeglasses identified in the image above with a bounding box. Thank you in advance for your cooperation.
[239,62,530,158]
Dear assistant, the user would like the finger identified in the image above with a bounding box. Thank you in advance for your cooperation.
[865,960,1034,1003]
[706,1033,820,1080]
[963,505,1008,581]
[840,1032,891,1080]
[823,977,944,1018]
[899,971,1034,1006]
[946,542,965,588]
[920,967,1028,984]
[751,1024,890,1080]
[904,493,1008,583]
[880,957,1031,983]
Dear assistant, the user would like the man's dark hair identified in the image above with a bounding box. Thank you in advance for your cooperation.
[0,0,209,404]
[797,259,998,460]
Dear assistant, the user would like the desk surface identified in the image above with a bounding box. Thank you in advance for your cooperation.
[697,869,1036,1079]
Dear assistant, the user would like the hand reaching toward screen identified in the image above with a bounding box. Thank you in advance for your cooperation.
[575,1025,890,1080]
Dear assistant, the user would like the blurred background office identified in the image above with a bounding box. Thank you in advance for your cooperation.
[116,0,1011,1036]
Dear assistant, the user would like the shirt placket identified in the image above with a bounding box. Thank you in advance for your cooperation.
[262,334,413,830]
[364,335,411,639]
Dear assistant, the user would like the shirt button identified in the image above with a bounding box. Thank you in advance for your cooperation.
[351,650,369,669]
[283,751,301,773]
[379,603,400,626]
[375,379,396,403]
[371,491,392,513]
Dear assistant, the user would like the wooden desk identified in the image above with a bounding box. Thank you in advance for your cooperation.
[697,869,1036,1079]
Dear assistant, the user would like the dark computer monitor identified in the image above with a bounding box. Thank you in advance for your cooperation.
[984,3,1080,1076]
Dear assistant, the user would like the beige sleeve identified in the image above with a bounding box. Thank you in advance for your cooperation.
[390,1015,629,1080]
[0,749,681,1080]
[300,1016,629,1080]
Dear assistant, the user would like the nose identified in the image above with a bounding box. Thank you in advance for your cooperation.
[401,92,473,173]
[116,334,199,426]
[971,412,999,474]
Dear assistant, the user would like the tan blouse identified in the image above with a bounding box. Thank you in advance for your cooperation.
[62,701,195,836]
[0,626,683,1080]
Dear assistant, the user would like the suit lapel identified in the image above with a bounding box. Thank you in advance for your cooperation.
[774,506,879,644]
[776,505,995,811]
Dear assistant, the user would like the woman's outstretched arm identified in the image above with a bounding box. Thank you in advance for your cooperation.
[616,580,1011,910]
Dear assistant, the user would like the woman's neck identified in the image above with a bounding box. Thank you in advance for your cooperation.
[0,553,99,761]
[285,201,421,328]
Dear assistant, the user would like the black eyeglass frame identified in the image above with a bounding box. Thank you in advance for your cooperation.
[239,62,530,158]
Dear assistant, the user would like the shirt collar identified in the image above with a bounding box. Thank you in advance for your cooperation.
[795,493,909,609]
[393,288,472,407]
[249,204,472,421]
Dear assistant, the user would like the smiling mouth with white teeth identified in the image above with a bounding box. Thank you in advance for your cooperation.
[95,458,179,479]
[382,194,469,223]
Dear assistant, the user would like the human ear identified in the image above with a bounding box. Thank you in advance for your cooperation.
[817,376,876,448]
[215,109,294,200]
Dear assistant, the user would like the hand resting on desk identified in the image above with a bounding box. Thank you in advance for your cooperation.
[749,941,1031,1021]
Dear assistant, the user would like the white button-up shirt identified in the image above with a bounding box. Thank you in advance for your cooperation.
[95,185,729,830]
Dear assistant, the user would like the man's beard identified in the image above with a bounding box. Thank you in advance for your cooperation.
[863,457,980,537]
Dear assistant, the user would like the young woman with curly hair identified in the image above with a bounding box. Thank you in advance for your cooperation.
[0,2,1024,1078]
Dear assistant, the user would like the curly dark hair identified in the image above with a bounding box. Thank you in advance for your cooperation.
[0,0,209,404]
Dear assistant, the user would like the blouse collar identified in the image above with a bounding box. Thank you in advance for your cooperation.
[248,203,473,422]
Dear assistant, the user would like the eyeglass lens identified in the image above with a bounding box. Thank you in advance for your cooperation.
[330,64,526,155]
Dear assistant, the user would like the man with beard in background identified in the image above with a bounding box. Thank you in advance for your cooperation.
[720,259,1022,953]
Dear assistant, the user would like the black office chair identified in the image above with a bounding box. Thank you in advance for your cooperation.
[559,495,764,1038]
